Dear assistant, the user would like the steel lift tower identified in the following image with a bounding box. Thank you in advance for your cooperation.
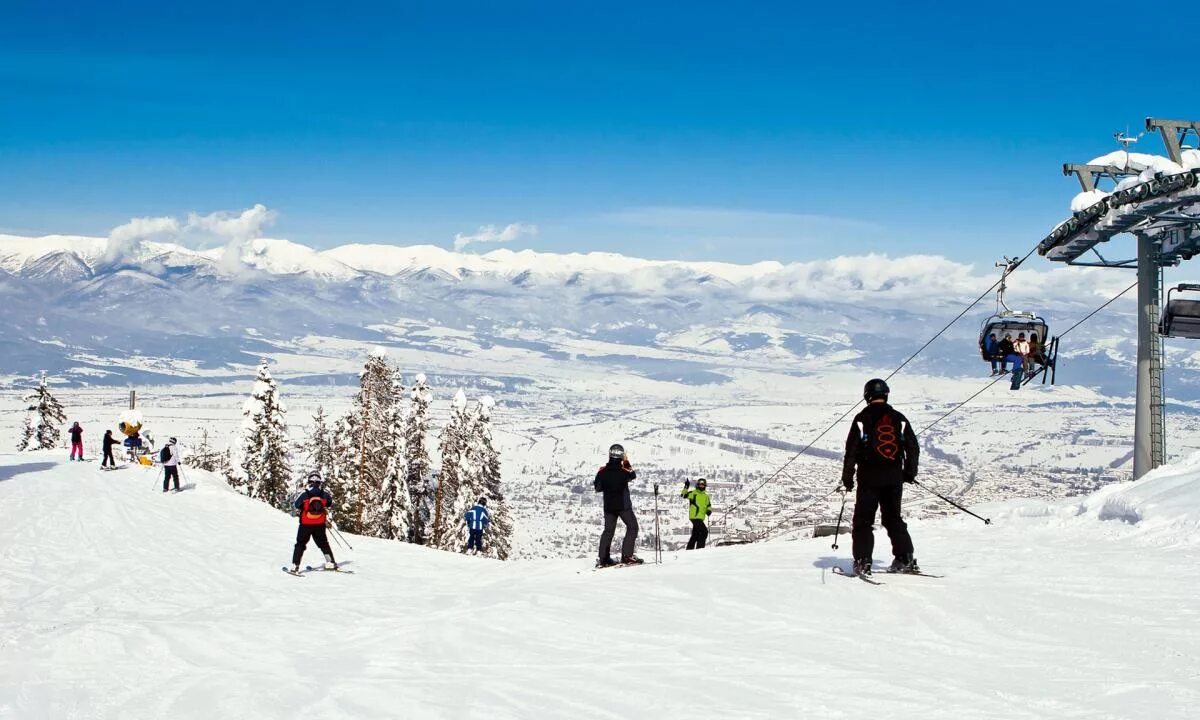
[1039,117,1200,479]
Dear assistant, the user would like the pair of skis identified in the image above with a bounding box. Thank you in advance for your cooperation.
[281,563,355,577]
[831,566,942,585]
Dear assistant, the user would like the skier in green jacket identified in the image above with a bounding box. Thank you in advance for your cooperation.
[681,478,713,550]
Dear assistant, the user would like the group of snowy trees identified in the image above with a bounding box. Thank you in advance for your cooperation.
[238,355,511,559]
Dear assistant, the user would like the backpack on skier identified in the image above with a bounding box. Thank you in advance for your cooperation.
[856,410,906,466]
[159,445,172,463]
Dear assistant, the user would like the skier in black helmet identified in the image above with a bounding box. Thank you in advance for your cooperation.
[594,443,642,566]
[841,378,920,575]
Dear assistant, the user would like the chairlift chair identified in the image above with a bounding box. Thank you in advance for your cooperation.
[978,258,1059,384]
[1160,284,1200,339]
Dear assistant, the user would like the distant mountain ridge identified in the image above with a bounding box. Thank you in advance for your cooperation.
[0,232,1162,397]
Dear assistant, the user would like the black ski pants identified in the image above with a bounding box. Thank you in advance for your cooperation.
[162,466,180,492]
[599,509,639,561]
[292,524,335,566]
[686,519,709,550]
[851,483,913,562]
[102,447,116,467]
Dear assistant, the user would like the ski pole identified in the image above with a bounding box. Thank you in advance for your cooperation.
[653,483,661,564]
[831,488,848,550]
[912,480,992,525]
[329,523,354,550]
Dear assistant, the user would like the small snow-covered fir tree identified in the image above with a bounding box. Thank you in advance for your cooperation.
[404,373,434,543]
[337,350,398,535]
[373,367,411,541]
[240,360,292,509]
[18,372,67,451]
[189,429,240,488]
[430,388,472,550]
[469,397,511,560]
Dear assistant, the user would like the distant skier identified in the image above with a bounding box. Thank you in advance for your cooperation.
[464,497,491,555]
[680,478,712,550]
[841,379,920,575]
[68,422,84,461]
[594,443,642,566]
[290,472,337,573]
[101,430,118,469]
[160,437,180,492]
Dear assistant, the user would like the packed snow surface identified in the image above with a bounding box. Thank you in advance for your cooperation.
[2,453,1198,719]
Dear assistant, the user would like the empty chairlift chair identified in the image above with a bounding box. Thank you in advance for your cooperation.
[1160,284,1200,339]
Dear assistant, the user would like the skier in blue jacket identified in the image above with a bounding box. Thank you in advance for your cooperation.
[464,497,490,555]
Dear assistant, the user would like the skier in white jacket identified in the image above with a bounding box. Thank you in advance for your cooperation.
[161,437,181,493]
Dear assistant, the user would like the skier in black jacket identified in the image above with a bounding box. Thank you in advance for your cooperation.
[101,430,118,469]
[594,443,642,566]
[841,379,920,576]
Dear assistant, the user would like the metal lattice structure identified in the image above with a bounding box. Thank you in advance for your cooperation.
[1038,117,1200,479]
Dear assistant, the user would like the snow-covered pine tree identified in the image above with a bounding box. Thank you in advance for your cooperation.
[305,406,339,484]
[373,367,411,541]
[404,373,434,543]
[430,388,471,550]
[17,372,67,452]
[240,360,292,509]
[470,397,512,560]
[336,350,397,535]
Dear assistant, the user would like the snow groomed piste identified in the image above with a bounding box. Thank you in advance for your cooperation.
[2,452,1199,718]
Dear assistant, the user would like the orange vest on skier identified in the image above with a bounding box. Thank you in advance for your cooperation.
[299,494,330,526]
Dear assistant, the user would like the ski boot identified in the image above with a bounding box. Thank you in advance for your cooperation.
[621,555,645,565]
[889,554,920,574]
[323,554,338,571]
[596,557,618,568]
[852,558,873,576]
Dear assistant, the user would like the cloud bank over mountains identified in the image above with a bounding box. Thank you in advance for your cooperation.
[0,205,1162,398]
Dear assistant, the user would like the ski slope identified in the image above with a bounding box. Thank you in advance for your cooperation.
[1,454,1198,719]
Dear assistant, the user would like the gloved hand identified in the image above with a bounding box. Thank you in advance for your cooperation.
[842,479,854,492]
[684,479,691,489]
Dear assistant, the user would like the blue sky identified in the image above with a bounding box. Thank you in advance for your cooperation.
[0,1,1193,265]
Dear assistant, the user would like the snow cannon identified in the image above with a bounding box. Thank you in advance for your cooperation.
[118,409,145,438]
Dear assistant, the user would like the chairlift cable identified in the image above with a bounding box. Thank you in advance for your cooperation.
[721,243,1043,524]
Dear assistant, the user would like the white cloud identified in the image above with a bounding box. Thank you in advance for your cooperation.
[453,222,538,252]
[186,204,278,275]
[101,204,278,275]
[103,215,181,264]
[186,204,277,244]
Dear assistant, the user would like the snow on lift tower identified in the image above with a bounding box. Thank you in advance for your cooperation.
[1160,284,1200,339]
[977,258,1059,385]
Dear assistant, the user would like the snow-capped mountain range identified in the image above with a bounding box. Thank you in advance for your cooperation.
[0,232,1182,397]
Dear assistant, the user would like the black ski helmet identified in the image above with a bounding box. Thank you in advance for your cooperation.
[478,496,488,506]
[608,443,626,460]
[696,478,708,489]
[307,471,323,486]
[863,378,890,402]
